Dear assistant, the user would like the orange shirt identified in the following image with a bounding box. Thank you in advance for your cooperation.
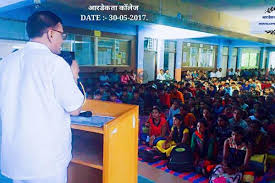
[184,113,196,128]
[170,91,184,103]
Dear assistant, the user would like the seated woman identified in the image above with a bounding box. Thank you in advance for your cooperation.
[155,114,189,157]
[191,120,215,165]
[167,99,181,128]
[121,70,130,84]
[214,114,232,162]
[179,104,196,129]
[247,120,269,155]
[202,108,215,131]
[109,92,122,103]
[223,106,233,119]
[210,126,251,183]
[148,107,168,147]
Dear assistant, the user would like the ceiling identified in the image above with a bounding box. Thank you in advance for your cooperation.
[0,0,23,8]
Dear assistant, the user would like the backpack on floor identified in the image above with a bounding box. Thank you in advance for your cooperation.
[248,154,267,176]
[167,144,194,172]
[138,149,166,163]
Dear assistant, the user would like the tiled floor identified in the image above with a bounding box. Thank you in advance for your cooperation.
[1,165,189,183]
[1,166,187,183]
[138,161,190,183]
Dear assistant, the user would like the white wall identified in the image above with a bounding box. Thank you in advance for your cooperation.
[0,39,26,60]
[269,52,275,69]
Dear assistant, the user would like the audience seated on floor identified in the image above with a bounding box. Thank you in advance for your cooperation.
[210,126,251,183]
[155,114,190,157]
[79,68,275,181]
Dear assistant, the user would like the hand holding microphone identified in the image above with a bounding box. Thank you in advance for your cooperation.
[71,60,80,84]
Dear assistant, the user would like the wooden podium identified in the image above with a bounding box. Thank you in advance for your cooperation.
[68,99,139,183]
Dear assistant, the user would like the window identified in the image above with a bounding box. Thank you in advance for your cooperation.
[182,42,216,68]
[62,34,94,65]
[62,33,132,66]
[164,40,176,70]
[97,38,130,66]
[144,38,157,51]
[75,35,94,65]
[241,48,260,69]
[0,18,28,40]
[164,40,176,78]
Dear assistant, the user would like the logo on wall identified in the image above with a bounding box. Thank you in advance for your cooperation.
[250,6,275,34]
[264,6,275,35]
[265,6,275,14]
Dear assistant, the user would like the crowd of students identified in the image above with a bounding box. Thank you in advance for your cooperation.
[80,68,275,182]
[182,68,275,80]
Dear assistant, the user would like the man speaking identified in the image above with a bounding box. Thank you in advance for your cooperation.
[0,11,84,183]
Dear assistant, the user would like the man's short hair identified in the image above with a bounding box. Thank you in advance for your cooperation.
[26,11,62,39]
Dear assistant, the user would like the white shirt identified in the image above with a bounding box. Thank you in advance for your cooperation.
[0,42,84,179]
[228,71,234,76]
[216,71,222,78]
[210,72,216,78]
[157,73,165,80]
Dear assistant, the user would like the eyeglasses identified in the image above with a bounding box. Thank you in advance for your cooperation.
[51,29,67,40]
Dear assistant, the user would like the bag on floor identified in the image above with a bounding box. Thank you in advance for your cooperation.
[267,147,275,167]
[248,154,267,176]
[209,165,242,183]
[167,144,194,172]
[138,149,166,163]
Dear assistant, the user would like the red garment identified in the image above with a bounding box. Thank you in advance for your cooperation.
[223,112,233,119]
[261,83,271,90]
[195,130,204,141]
[222,100,226,106]
[149,117,167,137]
[159,93,171,108]
[121,74,130,84]
[189,88,196,97]
[267,123,275,140]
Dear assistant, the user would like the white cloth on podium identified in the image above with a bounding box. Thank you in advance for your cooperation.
[70,116,114,127]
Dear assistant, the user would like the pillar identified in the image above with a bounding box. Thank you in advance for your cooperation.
[157,39,164,72]
[137,26,144,82]
[217,44,223,69]
[175,40,183,81]
[237,48,242,69]
[259,47,266,69]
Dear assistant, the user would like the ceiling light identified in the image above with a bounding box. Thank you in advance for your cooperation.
[146,24,214,39]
